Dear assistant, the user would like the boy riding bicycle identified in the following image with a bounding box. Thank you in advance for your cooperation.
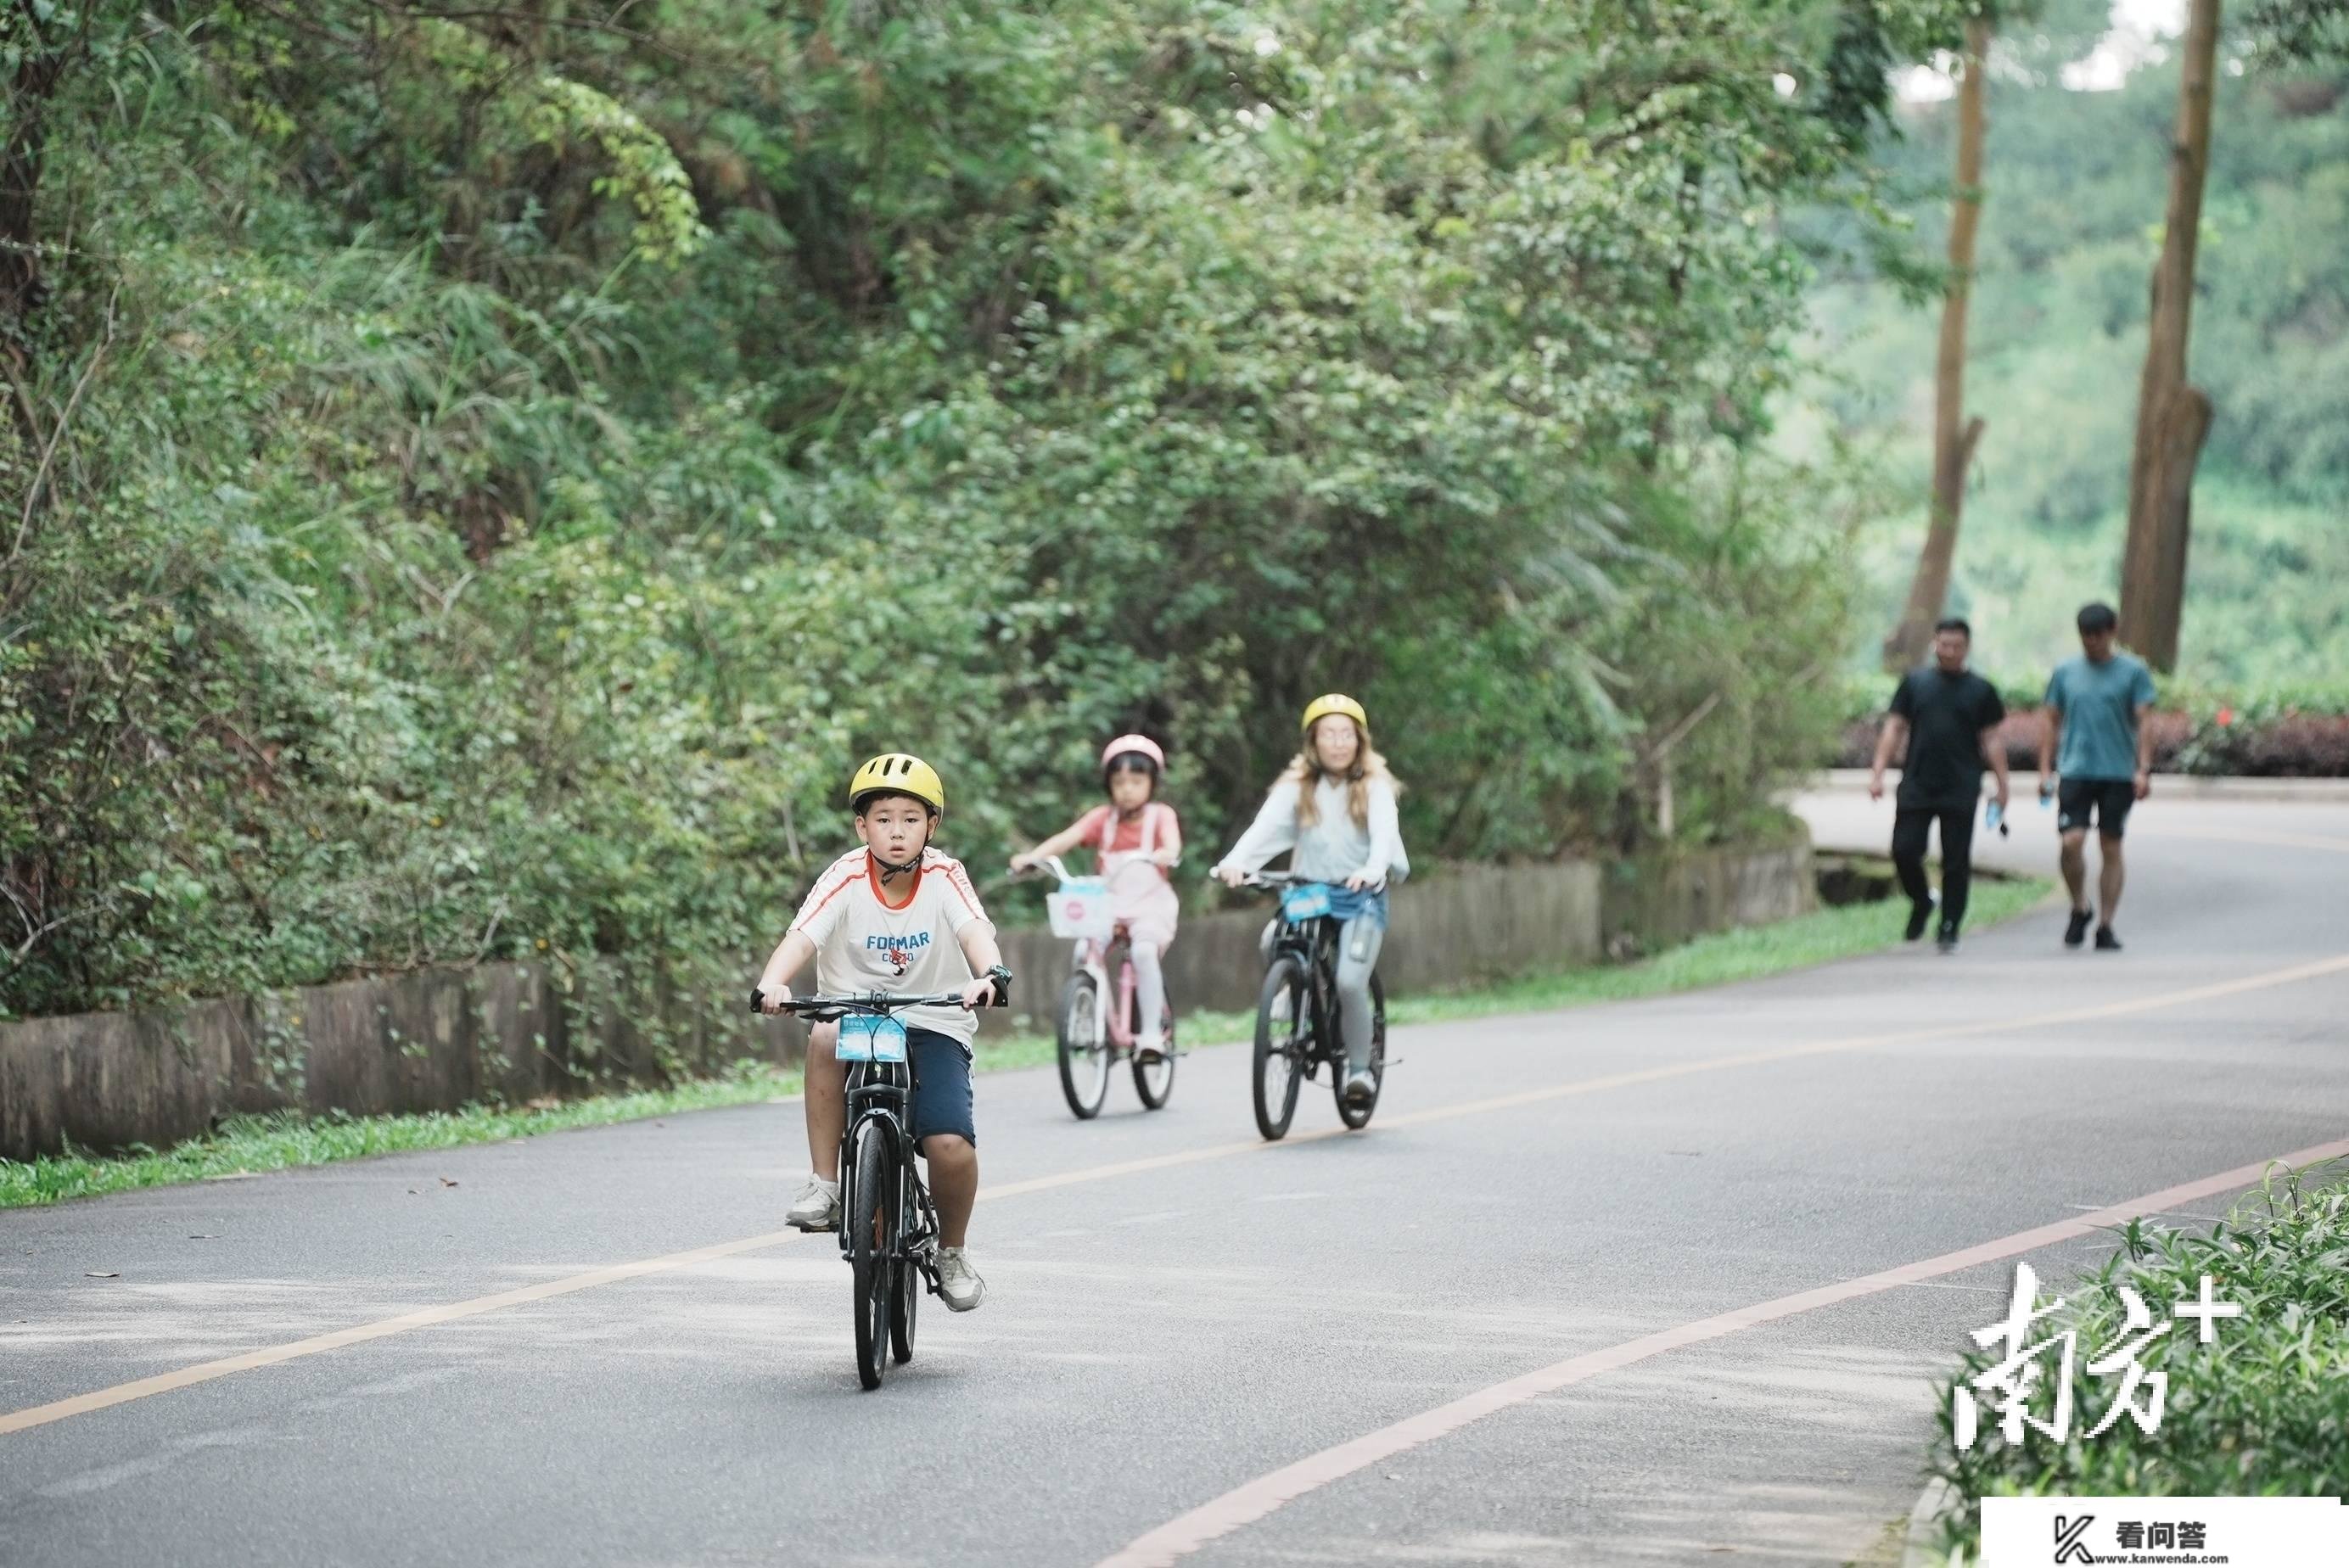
[756,753,1009,1312]
[1009,735,1181,1059]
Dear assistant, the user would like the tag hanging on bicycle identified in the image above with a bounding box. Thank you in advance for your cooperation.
[1047,876,1115,940]
[836,1014,909,1063]
[1281,882,1333,921]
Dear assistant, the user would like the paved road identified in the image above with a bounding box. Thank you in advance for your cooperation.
[4,789,2346,1567]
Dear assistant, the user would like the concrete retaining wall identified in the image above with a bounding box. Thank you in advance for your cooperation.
[0,962,785,1165]
[1,839,1809,1162]
[992,859,1612,1025]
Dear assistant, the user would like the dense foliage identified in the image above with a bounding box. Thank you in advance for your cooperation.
[1791,0,2349,682]
[3,1,1976,1018]
[1930,1165,2349,1553]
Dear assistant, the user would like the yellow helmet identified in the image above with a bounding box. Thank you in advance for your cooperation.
[848,753,945,814]
[1300,693,1370,742]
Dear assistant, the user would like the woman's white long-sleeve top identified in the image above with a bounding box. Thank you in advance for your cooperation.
[1216,775,1409,885]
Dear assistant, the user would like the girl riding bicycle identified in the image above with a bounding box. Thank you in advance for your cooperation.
[1212,695,1408,1111]
[1010,736,1181,1060]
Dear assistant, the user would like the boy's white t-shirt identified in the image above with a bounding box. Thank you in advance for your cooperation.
[788,846,992,1050]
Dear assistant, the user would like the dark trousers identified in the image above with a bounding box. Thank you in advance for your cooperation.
[1892,805,1976,932]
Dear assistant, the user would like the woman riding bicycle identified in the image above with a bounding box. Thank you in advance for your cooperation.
[1010,735,1181,1061]
[1212,694,1408,1112]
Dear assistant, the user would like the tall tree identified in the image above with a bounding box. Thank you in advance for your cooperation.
[2117,0,2223,672]
[1883,13,1994,671]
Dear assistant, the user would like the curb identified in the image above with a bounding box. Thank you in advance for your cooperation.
[1807,769,2349,803]
[1902,1478,1963,1567]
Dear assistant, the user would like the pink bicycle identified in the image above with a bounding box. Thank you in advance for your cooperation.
[1029,855,1177,1119]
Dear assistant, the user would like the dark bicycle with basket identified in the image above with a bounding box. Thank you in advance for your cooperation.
[747,975,1006,1391]
[1240,871,1389,1141]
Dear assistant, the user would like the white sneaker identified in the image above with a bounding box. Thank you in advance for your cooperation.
[786,1176,840,1232]
[936,1246,986,1312]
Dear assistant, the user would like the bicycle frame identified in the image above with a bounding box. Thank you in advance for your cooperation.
[747,985,1000,1291]
[1069,933,1146,1052]
[1279,921,1343,1067]
[1034,854,1146,1055]
[1250,873,1366,1067]
[838,1058,939,1268]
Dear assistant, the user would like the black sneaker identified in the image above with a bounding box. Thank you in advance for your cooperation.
[2064,907,2094,948]
[1937,924,1959,955]
[2094,926,2123,952]
[1905,899,1935,942]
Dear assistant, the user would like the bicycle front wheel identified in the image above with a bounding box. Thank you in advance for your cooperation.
[849,1121,894,1390]
[889,1163,919,1366]
[1252,957,1306,1141]
[1057,972,1110,1120]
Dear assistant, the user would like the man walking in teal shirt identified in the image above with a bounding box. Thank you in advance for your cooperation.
[2037,602,2158,950]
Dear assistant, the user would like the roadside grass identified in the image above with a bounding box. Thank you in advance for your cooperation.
[1926,1161,2349,1557]
[0,1066,807,1209]
[0,876,2050,1209]
[1167,871,2053,1044]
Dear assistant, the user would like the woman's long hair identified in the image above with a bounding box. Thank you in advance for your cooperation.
[1284,720,1400,830]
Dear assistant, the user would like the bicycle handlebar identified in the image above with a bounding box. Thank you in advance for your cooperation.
[748,978,1009,1019]
[1012,852,1180,885]
[1237,870,1387,893]
[1018,854,1078,884]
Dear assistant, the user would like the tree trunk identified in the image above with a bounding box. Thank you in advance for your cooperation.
[1884,15,1993,672]
[2,2,89,465]
[2119,0,2222,673]
[0,3,76,324]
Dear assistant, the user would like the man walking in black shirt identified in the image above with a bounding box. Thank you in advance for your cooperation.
[1869,618,2011,953]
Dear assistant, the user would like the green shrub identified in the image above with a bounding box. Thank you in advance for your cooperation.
[1928,1164,2349,1556]
[1837,675,2349,775]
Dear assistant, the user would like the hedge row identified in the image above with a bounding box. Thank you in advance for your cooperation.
[1837,678,2349,776]
[1926,1165,2349,1554]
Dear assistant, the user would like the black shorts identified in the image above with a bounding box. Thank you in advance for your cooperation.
[905,1028,977,1149]
[2057,777,2136,838]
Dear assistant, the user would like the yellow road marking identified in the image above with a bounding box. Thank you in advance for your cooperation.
[0,1229,803,1437]
[6,950,2345,1439]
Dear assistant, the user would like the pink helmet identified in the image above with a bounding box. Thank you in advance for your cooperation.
[1100,733,1165,773]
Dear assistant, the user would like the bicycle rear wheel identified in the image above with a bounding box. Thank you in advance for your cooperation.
[1334,972,1387,1130]
[1130,983,1175,1110]
[849,1122,894,1390]
[1252,958,1306,1141]
[1057,972,1110,1120]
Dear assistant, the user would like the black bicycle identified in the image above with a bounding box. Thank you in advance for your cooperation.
[1241,871,1388,1141]
[748,980,1006,1390]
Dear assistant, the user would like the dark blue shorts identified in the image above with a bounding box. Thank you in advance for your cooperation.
[906,1028,976,1149]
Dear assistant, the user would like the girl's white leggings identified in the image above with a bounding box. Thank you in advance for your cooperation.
[1129,940,1168,1047]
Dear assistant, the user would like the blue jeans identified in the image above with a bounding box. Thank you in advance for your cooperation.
[1333,914,1385,1072]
